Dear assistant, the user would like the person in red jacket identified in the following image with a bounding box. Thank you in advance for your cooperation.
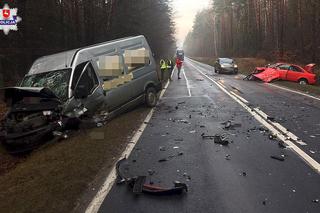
[176,58,183,79]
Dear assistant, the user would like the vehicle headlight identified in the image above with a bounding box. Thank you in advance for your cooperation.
[43,111,52,116]
[234,64,238,68]
[221,64,226,68]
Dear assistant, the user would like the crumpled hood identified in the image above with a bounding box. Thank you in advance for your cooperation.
[255,67,266,72]
[0,87,61,106]
[253,68,280,83]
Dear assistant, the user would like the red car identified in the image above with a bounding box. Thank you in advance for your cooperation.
[252,63,317,85]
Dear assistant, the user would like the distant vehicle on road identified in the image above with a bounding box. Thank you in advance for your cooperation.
[0,35,161,153]
[251,63,317,84]
[176,49,184,61]
[214,58,238,74]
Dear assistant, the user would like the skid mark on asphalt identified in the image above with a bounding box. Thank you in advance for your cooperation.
[187,58,320,174]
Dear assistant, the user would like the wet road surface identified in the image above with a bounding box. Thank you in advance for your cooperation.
[97,58,320,213]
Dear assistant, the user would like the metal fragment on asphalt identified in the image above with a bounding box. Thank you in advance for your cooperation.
[270,155,285,161]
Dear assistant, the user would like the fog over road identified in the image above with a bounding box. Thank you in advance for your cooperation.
[98,58,320,213]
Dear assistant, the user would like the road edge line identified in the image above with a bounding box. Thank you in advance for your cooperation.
[268,83,320,101]
[85,80,171,213]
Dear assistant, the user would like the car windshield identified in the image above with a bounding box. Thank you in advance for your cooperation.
[20,69,71,101]
[220,58,233,64]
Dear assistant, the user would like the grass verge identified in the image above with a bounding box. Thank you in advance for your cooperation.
[0,106,149,213]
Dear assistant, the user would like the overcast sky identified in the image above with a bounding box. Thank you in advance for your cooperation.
[172,0,211,47]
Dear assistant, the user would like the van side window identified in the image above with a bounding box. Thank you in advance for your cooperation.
[124,48,150,73]
[97,55,124,81]
[76,63,99,95]
[97,55,133,91]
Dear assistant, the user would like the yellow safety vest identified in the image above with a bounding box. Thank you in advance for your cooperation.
[160,59,167,69]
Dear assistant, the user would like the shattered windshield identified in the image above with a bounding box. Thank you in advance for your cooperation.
[220,58,233,64]
[20,69,71,101]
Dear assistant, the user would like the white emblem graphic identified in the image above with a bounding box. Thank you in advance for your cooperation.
[0,4,22,35]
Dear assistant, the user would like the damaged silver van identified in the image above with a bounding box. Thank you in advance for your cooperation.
[0,35,161,152]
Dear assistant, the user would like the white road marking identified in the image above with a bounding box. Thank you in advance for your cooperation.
[253,108,307,146]
[268,83,320,101]
[182,68,192,97]
[187,59,320,174]
[85,80,171,213]
[230,91,249,104]
[170,66,176,79]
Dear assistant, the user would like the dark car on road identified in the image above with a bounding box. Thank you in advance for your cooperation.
[176,49,185,61]
[214,58,238,74]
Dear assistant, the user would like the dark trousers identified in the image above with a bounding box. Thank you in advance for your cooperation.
[177,66,182,78]
[161,68,166,81]
[168,68,173,80]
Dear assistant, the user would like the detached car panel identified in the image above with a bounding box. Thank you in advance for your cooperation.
[0,35,161,153]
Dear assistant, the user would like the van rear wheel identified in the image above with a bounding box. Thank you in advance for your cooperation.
[145,87,157,107]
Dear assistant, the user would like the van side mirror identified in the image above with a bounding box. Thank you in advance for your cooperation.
[74,85,88,99]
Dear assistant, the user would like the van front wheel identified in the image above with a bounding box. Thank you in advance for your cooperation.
[145,87,157,107]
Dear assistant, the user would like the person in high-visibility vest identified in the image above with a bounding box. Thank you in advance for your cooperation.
[160,59,167,82]
[167,59,173,81]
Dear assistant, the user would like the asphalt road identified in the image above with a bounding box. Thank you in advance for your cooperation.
[97,58,320,213]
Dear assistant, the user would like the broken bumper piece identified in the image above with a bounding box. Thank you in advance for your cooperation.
[116,158,188,196]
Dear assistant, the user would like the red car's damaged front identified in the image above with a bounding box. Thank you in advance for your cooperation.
[252,63,317,85]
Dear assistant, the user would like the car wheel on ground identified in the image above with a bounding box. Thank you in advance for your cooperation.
[298,78,308,85]
[145,87,157,107]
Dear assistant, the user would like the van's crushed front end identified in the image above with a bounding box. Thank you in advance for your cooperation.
[0,87,64,153]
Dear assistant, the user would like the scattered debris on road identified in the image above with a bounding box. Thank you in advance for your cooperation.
[158,152,184,163]
[222,120,242,130]
[278,141,287,149]
[183,172,191,181]
[159,146,166,151]
[158,158,168,162]
[268,134,277,140]
[239,171,247,177]
[201,133,229,146]
[267,116,275,122]
[116,158,188,195]
[270,155,285,161]
[225,154,231,160]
